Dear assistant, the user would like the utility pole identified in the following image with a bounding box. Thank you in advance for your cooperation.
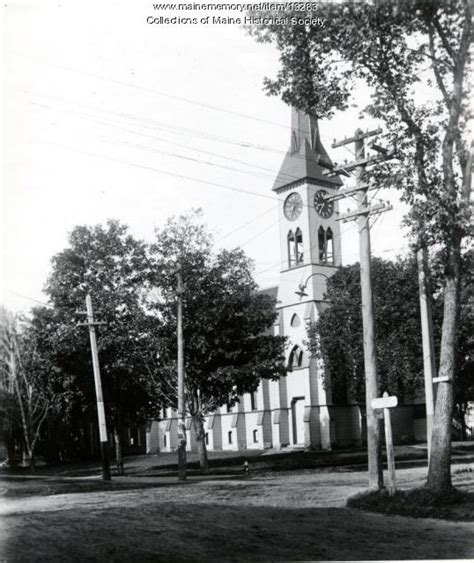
[417,245,436,461]
[326,127,395,490]
[78,295,111,481]
[176,263,187,481]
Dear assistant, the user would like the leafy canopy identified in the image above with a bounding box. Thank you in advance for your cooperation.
[307,257,424,404]
[150,210,287,414]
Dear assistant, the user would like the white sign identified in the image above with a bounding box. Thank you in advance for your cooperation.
[433,376,450,383]
[371,395,398,409]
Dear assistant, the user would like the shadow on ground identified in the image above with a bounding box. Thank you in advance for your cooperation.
[2,500,473,562]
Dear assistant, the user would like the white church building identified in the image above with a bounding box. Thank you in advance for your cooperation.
[146,109,426,454]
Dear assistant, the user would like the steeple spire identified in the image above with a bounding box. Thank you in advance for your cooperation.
[273,107,342,191]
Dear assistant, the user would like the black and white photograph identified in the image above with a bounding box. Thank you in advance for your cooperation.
[1,1,473,561]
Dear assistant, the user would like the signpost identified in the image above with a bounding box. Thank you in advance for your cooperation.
[371,392,397,496]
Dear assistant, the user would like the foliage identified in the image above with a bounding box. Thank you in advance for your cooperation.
[0,308,60,467]
[307,257,424,404]
[150,210,287,415]
[248,0,471,250]
[249,0,472,493]
[308,254,473,410]
[43,220,161,459]
[453,250,474,434]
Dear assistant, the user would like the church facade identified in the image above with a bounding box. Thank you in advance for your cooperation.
[146,109,427,454]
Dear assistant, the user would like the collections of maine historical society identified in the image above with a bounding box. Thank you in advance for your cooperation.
[148,2,326,25]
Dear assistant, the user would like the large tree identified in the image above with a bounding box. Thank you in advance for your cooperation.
[0,308,60,469]
[45,220,159,472]
[249,0,472,493]
[308,257,425,406]
[150,211,286,473]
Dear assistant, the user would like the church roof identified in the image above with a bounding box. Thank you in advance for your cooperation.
[259,285,278,301]
[273,109,343,191]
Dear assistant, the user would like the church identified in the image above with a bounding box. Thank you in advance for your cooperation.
[146,108,427,454]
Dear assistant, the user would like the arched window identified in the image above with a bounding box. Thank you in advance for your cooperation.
[318,227,335,264]
[326,228,334,264]
[288,345,305,370]
[295,228,304,265]
[290,313,301,327]
[287,230,296,267]
[318,226,326,262]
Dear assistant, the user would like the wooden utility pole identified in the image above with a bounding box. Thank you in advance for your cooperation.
[416,245,436,461]
[80,295,111,481]
[176,264,187,481]
[354,130,383,489]
[328,128,395,490]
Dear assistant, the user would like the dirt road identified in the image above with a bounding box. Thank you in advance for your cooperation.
[1,465,473,561]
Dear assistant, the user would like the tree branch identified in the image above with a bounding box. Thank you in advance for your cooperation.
[428,24,451,106]
[432,15,457,63]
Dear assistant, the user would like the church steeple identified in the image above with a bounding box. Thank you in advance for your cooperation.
[273,108,342,191]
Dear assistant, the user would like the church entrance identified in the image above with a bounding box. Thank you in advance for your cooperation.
[291,397,305,445]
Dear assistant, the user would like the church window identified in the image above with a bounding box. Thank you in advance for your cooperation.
[288,345,305,370]
[250,391,258,411]
[228,431,233,444]
[163,434,167,448]
[326,228,334,264]
[205,432,209,446]
[295,228,304,264]
[318,227,335,264]
[318,226,326,262]
[290,313,301,327]
[287,230,296,267]
[253,429,258,443]
[288,229,304,268]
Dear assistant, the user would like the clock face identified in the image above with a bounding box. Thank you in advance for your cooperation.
[283,192,303,221]
[314,189,334,219]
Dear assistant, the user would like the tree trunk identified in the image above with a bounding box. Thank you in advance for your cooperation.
[426,256,460,494]
[192,413,209,475]
[29,451,36,472]
[5,432,17,468]
[113,425,124,475]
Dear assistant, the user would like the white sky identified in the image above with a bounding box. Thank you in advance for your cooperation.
[2,0,411,312]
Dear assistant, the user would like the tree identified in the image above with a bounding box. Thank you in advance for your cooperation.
[453,249,474,439]
[150,211,286,473]
[308,258,425,406]
[45,220,159,473]
[0,308,59,469]
[249,0,472,494]
[0,308,22,467]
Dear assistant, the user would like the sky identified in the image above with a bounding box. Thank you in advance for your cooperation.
[2,0,411,312]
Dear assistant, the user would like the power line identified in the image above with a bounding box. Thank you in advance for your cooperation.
[217,205,277,243]
[27,94,335,171]
[29,95,305,183]
[40,138,342,215]
[12,52,358,157]
[5,290,53,309]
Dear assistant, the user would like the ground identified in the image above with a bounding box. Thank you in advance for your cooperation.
[1,445,473,561]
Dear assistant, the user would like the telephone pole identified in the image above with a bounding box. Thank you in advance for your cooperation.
[176,264,187,481]
[78,294,111,481]
[326,127,395,490]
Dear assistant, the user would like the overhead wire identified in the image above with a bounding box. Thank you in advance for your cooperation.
[11,52,358,159]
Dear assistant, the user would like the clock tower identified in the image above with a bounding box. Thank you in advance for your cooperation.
[268,108,343,449]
